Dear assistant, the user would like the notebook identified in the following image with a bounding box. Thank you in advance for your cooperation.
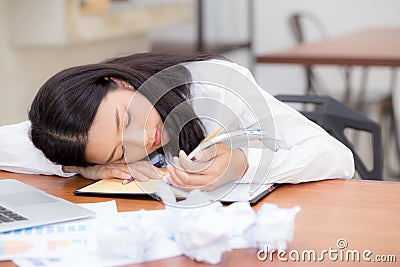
[0,179,95,233]
[75,127,278,204]
[74,179,279,205]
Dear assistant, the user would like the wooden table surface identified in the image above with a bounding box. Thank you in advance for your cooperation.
[256,27,400,67]
[1,170,399,266]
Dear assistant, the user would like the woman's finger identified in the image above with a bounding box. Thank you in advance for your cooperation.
[178,150,214,174]
[171,158,216,187]
[193,143,231,162]
[127,168,149,182]
[108,168,132,180]
[128,162,161,180]
[193,144,217,161]
[166,164,186,187]
[168,159,202,190]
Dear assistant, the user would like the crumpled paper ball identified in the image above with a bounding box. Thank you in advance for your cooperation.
[163,194,257,264]
[245,204,301,251]
[94,212,160,261]
[93,185,301,265]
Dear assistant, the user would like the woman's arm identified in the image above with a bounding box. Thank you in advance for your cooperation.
[168,60,355,189]
[240,95,355,184]
[235,61,355,184]
[0,121,137,179]
[0,121,162,180]
[167,144,248,191]
[0,121,74,177]
[62,161,163,181]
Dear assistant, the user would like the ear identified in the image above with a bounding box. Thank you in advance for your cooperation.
[109,77,134,89]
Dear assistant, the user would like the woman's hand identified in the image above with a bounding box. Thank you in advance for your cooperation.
[63,161,164,181]
[166,143,248,191]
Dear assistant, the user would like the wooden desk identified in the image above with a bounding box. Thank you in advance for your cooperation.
[1,170,400,266]
[256,27,400,67]
[257,27,400,159]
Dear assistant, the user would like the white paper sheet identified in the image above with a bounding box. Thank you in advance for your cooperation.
[1,201,117,261]
[10,192,301,266]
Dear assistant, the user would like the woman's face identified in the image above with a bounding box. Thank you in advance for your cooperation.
[85,84,169,164]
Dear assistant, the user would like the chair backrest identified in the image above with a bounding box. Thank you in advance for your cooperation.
[288,13,304,44]
[288,12,327,44]
[275,94,383,180]
[288,12,329,95]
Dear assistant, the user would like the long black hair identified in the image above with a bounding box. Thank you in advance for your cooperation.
[29,52,223,166]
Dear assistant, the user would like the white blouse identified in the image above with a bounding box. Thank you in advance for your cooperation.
[0,59,355,184]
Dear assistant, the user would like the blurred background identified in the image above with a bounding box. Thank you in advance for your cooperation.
[1,0,399,179]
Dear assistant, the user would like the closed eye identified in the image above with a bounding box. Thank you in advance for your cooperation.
[119,145,125,161]
[119,110,130,161]
[125,110,131,129]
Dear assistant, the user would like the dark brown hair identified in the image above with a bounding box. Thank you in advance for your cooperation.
[29,52,223,166]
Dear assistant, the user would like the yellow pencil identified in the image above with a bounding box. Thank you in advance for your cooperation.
[188,115,238,159]
[200,114,240,147]
[161,115,239,180]
[199,125,224,145]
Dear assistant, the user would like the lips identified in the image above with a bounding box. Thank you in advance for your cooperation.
[153,127,161,147]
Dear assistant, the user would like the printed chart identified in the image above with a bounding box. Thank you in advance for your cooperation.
[0,221,93,260]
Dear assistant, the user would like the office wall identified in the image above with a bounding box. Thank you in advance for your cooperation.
[251,0,400,177]
[2,0,400,125]
[149,0,400,177]
[252,0,400,101]
[0,0,147,125]
[150,0,400,102]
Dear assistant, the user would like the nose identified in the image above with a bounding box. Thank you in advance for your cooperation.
[123,127,150,162]
[143,128,150,147]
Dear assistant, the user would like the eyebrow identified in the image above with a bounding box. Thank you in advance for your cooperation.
[105,107,120,163]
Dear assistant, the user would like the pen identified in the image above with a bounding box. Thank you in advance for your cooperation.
[199,125,224,146]
[162,115,243,183]
[122,176,135,185]
[160,126,228,183]
[159,168,171,184]
[187,115,239,159]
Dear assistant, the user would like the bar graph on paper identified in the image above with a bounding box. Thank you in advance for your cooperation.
[0,221,93,260]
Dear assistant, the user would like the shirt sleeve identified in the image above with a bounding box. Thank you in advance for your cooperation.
[187,59,355,184]
[233,61,355,183]
[0,121,75,177]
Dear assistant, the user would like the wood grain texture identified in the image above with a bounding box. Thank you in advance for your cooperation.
[1,171,399,266]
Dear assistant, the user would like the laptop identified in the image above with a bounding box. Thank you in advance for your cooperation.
[0,179,95,233]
